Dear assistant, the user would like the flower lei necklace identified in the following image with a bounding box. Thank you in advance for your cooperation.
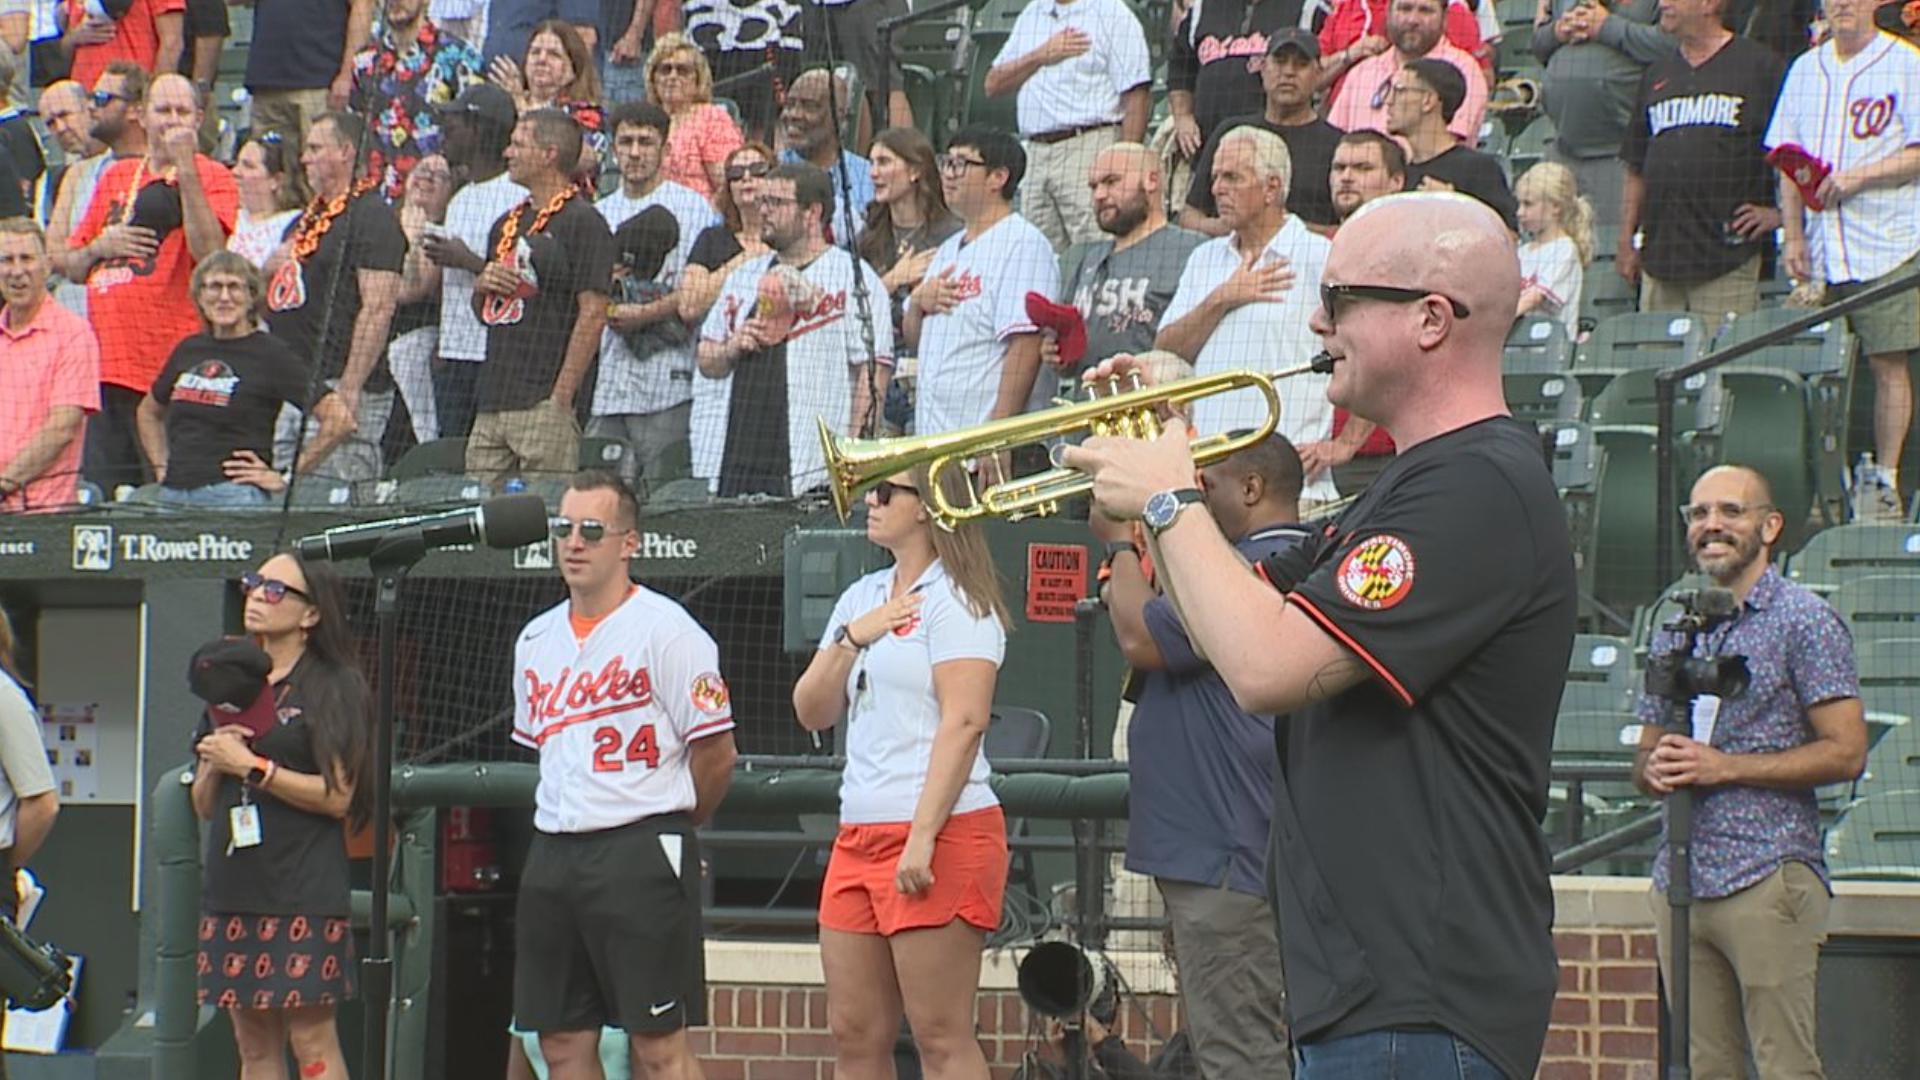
[495,188,575,263]
[289,175,380,264]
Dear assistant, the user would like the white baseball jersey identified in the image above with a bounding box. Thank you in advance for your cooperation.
[1163,215,1338,504]
[1519,236,1583,337]
[511,586,735,833]
[915,212,1059,435]
[1766,30,1920,283]
[999,0,1152,136]
[821,560,1005,825]
[438,172,530,362]
[593,180,721,417]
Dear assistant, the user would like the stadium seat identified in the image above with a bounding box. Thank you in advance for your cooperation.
[1716,365,1817,544]
[512,476,574,512]
[1574,311,1713,401]
[1828,578,1920,646]
[648,478,713,507]
[963,0,1020,133]
[285,479,357,509]
[1577,264,1638,332]
[1786,523,1920,593]
[1551,709,1642,803]
[72,480,104,506]
[392,475,488,507]
[1505,318,1582,421]
[1507,114,1554,175]
[985,706,1053,911]
[578,436,631,474]
[1825,788,1920,881]
[388,437,469,481]
[1718,309,1857,525]
[1562,635,1637,715]
[1541,421,1606,605]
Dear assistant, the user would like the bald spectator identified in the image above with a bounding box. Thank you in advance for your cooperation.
[1064,143,1204,367]
[1156,127,1338,508]
[984,0,1151,252]
[62,0,185,95]
[1184,31,1344,237]
[778,69,872,245]
[1532,0,1674,225]
[1389,59,1517,232]
[0,219,98,513]
[37,81,108,317]
[66,73,237,493]
[1328,0,1488,144]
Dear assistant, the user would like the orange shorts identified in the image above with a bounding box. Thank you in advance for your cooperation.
[818,806,1009,937]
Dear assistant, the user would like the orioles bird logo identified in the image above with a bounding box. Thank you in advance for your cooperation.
[253,990,277,1010]
[287,953,313,980]
[217,989,239,1009]
[257,917,281,942]
[254,953,276,980]
[289,916,311,943]
[1335,535,1416,611]
[283,990,303,1009]
[321,956,341,981]
[200,917,217,941]
[226,917,247,942]
[324,919,347,944]
[224,953,248,979]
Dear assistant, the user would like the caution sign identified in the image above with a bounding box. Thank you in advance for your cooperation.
[1025,543,1087,623]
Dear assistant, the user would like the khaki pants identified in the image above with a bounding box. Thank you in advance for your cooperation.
[1159,878,1291,1080]
[1649,861,1830,1080]
[1023,125,1121,253]
[467,399,580,489]
[248,87,330,144]
[1641,254,1763,319]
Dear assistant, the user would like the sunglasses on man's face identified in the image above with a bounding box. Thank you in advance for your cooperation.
[725,161,770,182]
[872,480,919,506]
[240,571,310,604]
[1318,282,1471,326]
[91,91,125,108]
[550,517,625,543]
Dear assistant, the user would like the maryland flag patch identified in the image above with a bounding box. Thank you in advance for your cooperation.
[1335,534,1416,611]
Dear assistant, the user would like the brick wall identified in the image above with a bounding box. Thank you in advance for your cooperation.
[694,928,1662,1079]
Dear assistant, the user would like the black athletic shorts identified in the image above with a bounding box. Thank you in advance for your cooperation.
[513,814,707,1034]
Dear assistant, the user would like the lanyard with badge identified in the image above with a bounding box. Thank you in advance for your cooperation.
[227,684,289,856]
[848,581,932,726]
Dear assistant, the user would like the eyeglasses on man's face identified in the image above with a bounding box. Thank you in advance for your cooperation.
[936,153,988,177]
[1678,500,1775,527]
[1318,283,1471,327]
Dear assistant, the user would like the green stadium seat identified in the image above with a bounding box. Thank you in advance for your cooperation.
[648,477,714,507]
[1718,310,1857,525]
[1506,318,1581,421]
[1825,788,1920,880]
[1542,421,1606,606]
[1578,263,1638,332]
[1508,315,1574,367]
[72,480,104,506]
[392,475,488,507]
[578,436,631,473]
[1717,365,1817,545]
[285,479,357,509]
[1562,634,1637,715]
[1786,523,1920,592]
[1552,709,1642,802]
[1574,311,1713,399]
[963,32,1017,134]
[1507,114,1554,175]
[1829,577,1920,646]
[388,437,468,481]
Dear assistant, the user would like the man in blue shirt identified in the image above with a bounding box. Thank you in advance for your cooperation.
[778,69,872,247]
[1094,430,1307,1080]
[1635,463,1867,1079]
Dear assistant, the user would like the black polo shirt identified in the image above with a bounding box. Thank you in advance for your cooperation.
[476,194,614,413]
[1620,35,1785,285]
[1185,113,1342,228]
[1255,416,1576,1080]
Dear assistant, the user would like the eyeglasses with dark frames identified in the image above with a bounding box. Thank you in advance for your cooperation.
[725,161,770,182]
[1319,283,1471,325]
[936,153,988,175]
[872,480,920,505]
[240,571,310,604]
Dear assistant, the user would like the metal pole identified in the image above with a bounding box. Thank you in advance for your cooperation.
[1663,690,1695,1080]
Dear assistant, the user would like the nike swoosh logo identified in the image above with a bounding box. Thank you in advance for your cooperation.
[521,626,548,642]
[649,1001,676,1016]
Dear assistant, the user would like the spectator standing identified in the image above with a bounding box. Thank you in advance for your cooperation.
[0,602,59,1067]
[246,0,375,150]
[1390,59,1517,230]
[984,0,1152,253]
[264,111,405,484]
[420,83,525,438]
[805,0,915,132]
[481,0,598,64]
[677,142,773,488]
[139,252,353,505]
[0,2,25,108]
[905,126,1057,436]
[858,127,960,368]
[38,80,109,316]
[0,49,39,196]
[1184,31,1343,236]
[0,219,98,513]
[1532,0,1674,226]
[1315,0,1484,102]
[61,0,184,94]
[1065,143,1205,367]
[1766,0,1920,521]
[1298,129,1404,498]
[1169,0,1312,160]
[467,108,614,488]
[779,69,873,245]
[86,63,150,163]
[1328,0,1488,144]
[66,73,236,493]
[592,101,721,484]
[350,0,486,202]
[390,153,456,445]
[1155,127,1338,507]
[682,0,805,145]
[1514,161,1591,335]
[697,162,892,496]
[1634,464,1867,1079]
[645,35,744,201]
[226,134,307,270]
[1618,0,1784,316]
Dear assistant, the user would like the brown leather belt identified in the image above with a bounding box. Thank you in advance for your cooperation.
[1029,122,1120,145]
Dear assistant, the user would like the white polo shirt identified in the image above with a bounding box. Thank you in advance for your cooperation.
[1162,214,1338,504]
[439,172,530,362]
[822,560,1005,825]
[593,180,721,417]
[1765,30,1920,283]
[915,212,1059,435]
[998,0,1153,137]
[511,586,735,834]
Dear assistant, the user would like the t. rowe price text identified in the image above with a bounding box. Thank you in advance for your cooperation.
[122,533,255,562]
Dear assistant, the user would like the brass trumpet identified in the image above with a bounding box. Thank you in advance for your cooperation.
[820,353,1337,530]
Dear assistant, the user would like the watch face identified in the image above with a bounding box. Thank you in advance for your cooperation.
[1144,491,1177,530]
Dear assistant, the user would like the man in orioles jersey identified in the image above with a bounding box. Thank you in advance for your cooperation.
[512,469,737,1080]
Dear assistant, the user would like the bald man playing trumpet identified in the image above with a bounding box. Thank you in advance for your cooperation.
[1060,193,1577,1080]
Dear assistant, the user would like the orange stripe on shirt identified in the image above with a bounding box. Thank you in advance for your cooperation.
[1287,592,1416,707]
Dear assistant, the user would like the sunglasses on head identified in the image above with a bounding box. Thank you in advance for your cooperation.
[725,161,770,182]
[550,517,624,543]
[873,480,919,505]
[240,571,310,604]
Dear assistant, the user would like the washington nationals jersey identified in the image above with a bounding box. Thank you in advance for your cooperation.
[1765,30,1920,283]
[511,586,735,833]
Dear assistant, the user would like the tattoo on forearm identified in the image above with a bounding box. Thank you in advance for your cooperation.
[1306,658,1365,703]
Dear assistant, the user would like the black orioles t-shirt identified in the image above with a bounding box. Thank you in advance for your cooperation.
[198,658,353,917]
[265,191,406,390]
[1254,416,1576,1080]
[150,332,315,490]
[476,194,615,413]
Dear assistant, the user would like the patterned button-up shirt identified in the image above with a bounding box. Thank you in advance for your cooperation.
[350,19,485,200]
[1640,566,1860,898]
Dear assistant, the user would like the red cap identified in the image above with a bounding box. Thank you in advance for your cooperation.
[1026,292,1088,369]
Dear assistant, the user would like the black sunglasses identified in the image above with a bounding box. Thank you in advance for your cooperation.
[1320,283,1471,325]
[550,517,625,543]
[91,90,125,107]
[240,571,310,604]
[725,161,770,182]
[873,480,919,505]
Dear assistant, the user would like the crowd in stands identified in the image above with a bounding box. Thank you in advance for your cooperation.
[0,0,1917,524]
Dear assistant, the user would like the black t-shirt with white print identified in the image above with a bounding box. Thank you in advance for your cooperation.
[476,193,615,413]
[150,331,315,490]
[264,191,406,390]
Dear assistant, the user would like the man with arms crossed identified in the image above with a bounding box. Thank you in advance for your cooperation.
[513,470,737,1080]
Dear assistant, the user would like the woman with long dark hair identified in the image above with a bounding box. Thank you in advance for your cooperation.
[793,465,1013,1080]
[192,553,371,1080]
[859,129,960,434]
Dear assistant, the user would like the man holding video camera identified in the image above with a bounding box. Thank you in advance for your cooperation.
[1633,464,1867,1079]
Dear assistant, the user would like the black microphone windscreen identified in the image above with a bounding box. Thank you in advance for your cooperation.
[480,493,551,550]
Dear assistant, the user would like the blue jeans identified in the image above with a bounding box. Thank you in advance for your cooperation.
[602,56,647,105]
[1297,1030,1505,1080]
[157,482,272,508]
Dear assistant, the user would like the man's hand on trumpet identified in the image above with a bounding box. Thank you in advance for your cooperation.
[1057,355,1201,521]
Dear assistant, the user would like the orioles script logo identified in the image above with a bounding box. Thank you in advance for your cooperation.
[950,270,985,304]
[526,657,657,721]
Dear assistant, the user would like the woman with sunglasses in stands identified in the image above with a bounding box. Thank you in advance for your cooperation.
[793,465,1013,1080]
[191,553,371,1080]
[677,141,772,489]
[645,33,743,201]
[136,252,354,507]
[227,132,308,270]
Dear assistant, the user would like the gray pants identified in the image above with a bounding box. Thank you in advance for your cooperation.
[274,381,396,484]
[586,403,692,486]
[1548,144,1626,228]
[1159,877,1292,1080]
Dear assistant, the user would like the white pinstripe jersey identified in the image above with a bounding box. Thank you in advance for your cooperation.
[511,586,735,833]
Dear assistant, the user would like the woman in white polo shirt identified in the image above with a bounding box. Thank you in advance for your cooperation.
[793,465,1012,1079]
